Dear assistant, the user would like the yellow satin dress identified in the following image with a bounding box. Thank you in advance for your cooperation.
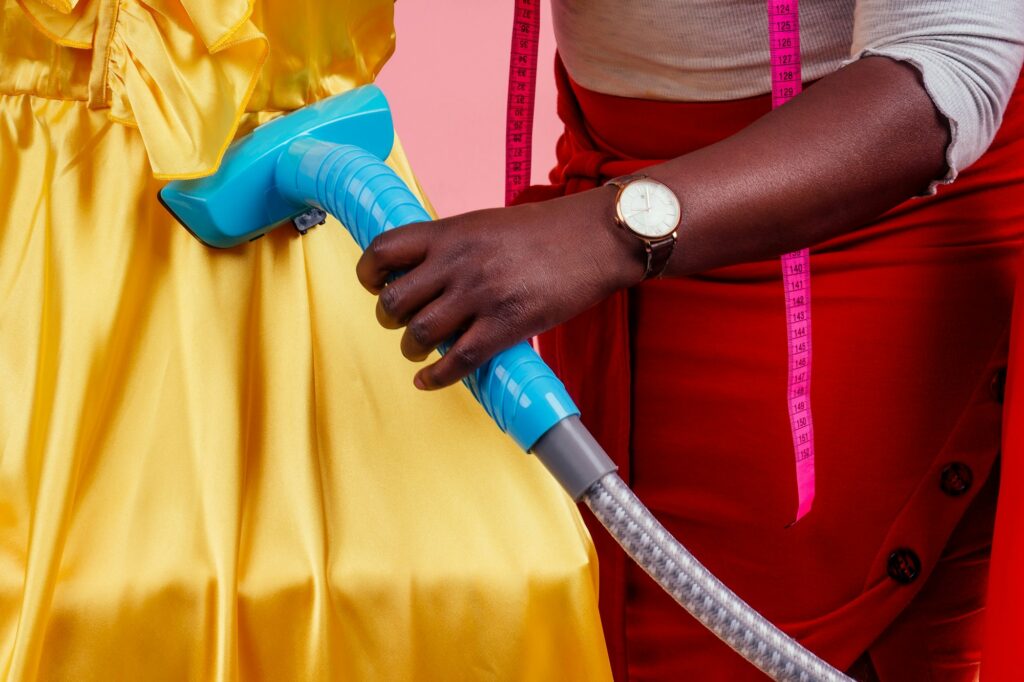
[0,1,611,679]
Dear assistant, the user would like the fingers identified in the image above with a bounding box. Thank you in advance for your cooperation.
[414,318,513,390]
[400,294,472,361]
[356,211,535,390]
[375,267,444,330]
[356,224,433,293]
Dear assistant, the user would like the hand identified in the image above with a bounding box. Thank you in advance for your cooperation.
[356,186,645,389]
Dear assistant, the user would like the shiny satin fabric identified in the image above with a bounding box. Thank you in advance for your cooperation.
[0,2,612,680]
[5,0,396,177]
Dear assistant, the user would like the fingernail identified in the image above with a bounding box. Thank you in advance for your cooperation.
[414,374,427,390]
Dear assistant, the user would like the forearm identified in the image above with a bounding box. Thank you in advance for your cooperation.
[640,56,949,277]
[359,11,1021,389]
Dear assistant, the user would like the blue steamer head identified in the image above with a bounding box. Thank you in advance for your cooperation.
[158,85,395,248]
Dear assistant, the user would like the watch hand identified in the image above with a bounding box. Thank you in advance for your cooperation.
[644,186,651,211]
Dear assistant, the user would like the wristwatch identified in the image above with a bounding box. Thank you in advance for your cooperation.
[606,174,681,279]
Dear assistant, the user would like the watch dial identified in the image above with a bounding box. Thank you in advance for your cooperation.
[619,179,681,238]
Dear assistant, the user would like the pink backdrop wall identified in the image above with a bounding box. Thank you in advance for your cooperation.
[376,2,561,217]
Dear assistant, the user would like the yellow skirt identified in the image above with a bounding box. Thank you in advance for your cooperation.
[0,92,610,679]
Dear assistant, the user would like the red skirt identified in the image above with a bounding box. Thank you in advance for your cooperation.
[521,58,1024,680]
[986,262,1024,681]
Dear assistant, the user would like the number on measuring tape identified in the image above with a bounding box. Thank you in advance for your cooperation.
[505,0,540,206]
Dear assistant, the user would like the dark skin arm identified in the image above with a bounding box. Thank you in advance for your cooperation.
[356,56,949,389]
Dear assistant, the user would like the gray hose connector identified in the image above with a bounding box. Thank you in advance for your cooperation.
[583,473,851,681]
[531,416,618,499]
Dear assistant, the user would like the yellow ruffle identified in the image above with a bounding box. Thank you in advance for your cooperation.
[16,0,97,48]
[16,0,268,178]
[31,0,77,10]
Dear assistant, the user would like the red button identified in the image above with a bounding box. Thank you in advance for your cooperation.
[940,462,973,497]
[887,549,921,584]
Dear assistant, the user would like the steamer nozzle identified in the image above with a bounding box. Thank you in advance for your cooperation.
[159,86,394,248]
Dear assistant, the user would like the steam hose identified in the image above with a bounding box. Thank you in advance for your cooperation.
[585,474,848,681]
[275,139,853,682]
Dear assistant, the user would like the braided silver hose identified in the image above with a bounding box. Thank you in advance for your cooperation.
[583,473,851,682]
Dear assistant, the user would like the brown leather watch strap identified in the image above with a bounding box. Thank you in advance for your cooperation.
[606,173,647,189]
[644,235,676,279]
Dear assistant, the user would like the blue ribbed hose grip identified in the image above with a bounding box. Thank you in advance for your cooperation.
[275,138,580,451]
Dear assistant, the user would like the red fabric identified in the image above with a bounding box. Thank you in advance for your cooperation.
[986,264,1024,681]
[522,58,1024,680]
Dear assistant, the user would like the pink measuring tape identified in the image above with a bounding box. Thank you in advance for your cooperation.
[767,0,816,522]
[504,0,816,522]
[504,0,541,206]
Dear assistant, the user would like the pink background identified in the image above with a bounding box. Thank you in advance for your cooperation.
[376,1,561,217]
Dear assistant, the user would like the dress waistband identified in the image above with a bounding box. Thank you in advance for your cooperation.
[551,54,773,181]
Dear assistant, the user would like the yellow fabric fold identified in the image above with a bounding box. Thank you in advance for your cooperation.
[7,0,395,176]
[13,0,268,177]
[178,0,256,51]
[33,0,77,10]
[105,0,268,177]
[16,0,96,48]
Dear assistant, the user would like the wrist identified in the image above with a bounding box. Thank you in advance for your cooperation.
[602,173,683,282]
[592,184,647,288]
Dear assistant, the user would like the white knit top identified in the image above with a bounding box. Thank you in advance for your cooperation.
[552,0,1024,182]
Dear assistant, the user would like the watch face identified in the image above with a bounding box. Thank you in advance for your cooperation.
[617,178,681,239]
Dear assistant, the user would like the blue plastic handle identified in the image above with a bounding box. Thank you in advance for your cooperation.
[158,85,395,248]
[275,138,580,451]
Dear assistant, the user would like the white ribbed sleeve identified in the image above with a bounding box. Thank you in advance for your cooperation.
[850,1,1024,185]
[553,0,1024,186]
